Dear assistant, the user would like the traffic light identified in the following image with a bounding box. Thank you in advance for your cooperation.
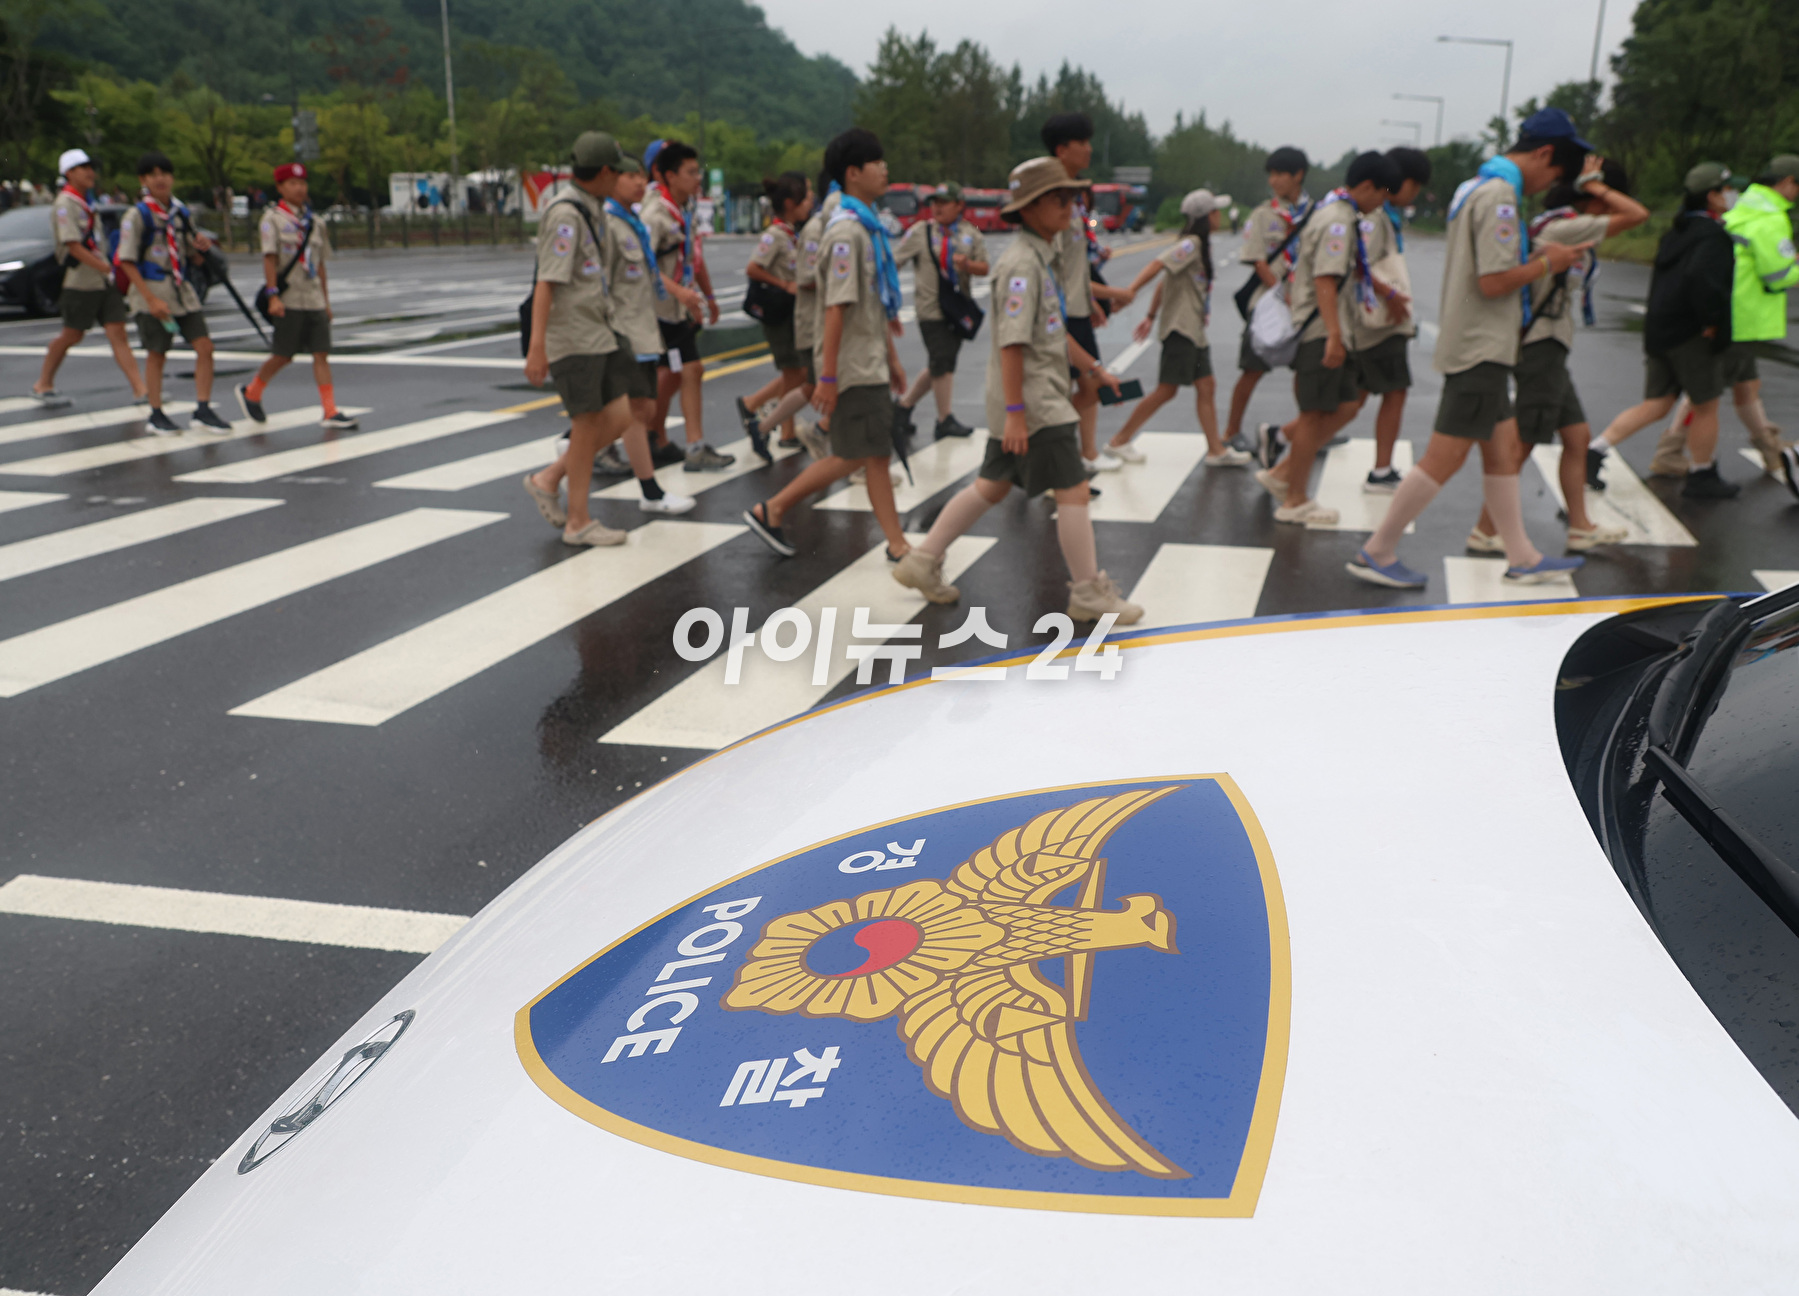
[294,110,320,162]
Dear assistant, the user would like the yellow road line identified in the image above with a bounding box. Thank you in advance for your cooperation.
[1109,235,1178,260]
[707,340,771,362]
[495,395,563,414]
[705,354,775,380]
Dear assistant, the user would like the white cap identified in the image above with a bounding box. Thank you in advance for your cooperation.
[58,148,93,176]
[1180,189,1231,219]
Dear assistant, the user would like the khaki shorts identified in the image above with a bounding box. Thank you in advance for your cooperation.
[1515,340,1585,444]
[136,310,208,353]
[1351,335,1411,395]
[762,315,804,371]
[1645,335,1724,405]
[550,353,620,417]
[1434,362,1515,441]
[1157,331,1213,387]
[272,307,330,358]
[918,317,963,376]
[979,421,1086,496]
[1293,337,1361,412]
[827,383,893,459]
[604,344,656,403]
[62,286,126,331]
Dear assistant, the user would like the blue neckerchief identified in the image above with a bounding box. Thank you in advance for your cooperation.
[1449,158,1533,326]
[827,180,842,198]
[831,194,902,319]
[605,197,664,299]
[1320,188,1376,311]
[1384,200,1405,253]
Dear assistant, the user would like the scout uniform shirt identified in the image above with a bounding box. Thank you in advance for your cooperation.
[1285,194,1358,344]
[747,220,798,287]
[795,193,837,355]
[259,202,332,311]
[1054,203,1095,318]
[1154,235,1212,346]
[118,201,203,315]
[645,187,696,326]
[1436,176,1527,374]
[1239,197,1302,311]
[534,190,615,365]
[818,211,889,388]
[1522,212,1609,350]
[895,217,988,322]
[984,227,1078,434]
[52,189,106,292]
[603,206,662,359]
[1340,208,1414,352]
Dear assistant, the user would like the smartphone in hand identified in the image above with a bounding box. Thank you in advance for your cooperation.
[1096,378,1144,406]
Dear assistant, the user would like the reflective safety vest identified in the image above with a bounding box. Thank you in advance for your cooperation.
[1723,184,1799,343]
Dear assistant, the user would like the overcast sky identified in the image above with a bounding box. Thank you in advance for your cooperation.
[757,0,1638,160]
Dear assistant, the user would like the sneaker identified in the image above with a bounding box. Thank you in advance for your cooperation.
[1681,464,1741,499]
[1255,422,1284,468]
[1465,528,1505,554]
[849,465,867,484]
[234,384,265,424]
[650,439,685,467]
[1253,467,1290,504]
[742,503,795,556]
[522,473,567,528]
[1204,447,1253,467]
[892,550,959,604]
[1101,441,1146,465]
[639,492,696,515]
[29,388,70,409]
[562,519,627,547]
[685,442,736,472]
[736,396,771,464]
[934,414,974,439]
[1347,549,1427,589]
[1585,446,1608,492]
[1504,555,1584,584]
[1566,522,1628,551]
[1274,498,1339,526]
[192,403,232,433]
[592,442,633,476]
[1067,571,1144,625]
[1087,454,1120,473]
[1363,466,1404,494]
[797,421,830,460]
[1083,460,1102,480]
[1782,445,1799,501]
[320,411,359,431]
[146,408,182,436]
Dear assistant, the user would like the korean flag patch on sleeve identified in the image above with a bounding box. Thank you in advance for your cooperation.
[1009,275,1028,292]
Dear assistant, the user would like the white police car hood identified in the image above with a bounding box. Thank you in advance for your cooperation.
[97,599,1799,1294]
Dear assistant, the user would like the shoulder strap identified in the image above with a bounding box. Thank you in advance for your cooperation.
[135,201,156,261]
[274,208,314,293]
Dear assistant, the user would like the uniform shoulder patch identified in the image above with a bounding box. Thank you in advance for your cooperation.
[1177,238,1195,256]
[1328,222,1347,236]
[1005,293,1024,317]
[1495,204,1516,219]
[1009,275,1029,292]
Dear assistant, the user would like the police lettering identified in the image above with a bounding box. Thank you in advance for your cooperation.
[600,896,761,1063]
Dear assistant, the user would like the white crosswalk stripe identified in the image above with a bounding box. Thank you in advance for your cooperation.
[174,410,522,484]
[0,401,192,447]
[1754,570,1799,593]
[231,520,744,726]
[0,395,63,418]
[600,533,996,751]
[1128,543,1273,629]
[0,496,282,584]
[1088,432,1213,523]
[1532,445,1697,547]
[0,405,363,476]
[816,434,987,513]
[374,435,554,492]
[0,490,67,515]
[0,507,503,697]
[1308,438,1415,533]
[1443,555,1578,604]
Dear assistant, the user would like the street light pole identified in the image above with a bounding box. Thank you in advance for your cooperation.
[1393,93,1445,147]
[1381,120,1423,145]
[440,0,459,205]
[1438,36,1515,137]
[1589,0,1608,83]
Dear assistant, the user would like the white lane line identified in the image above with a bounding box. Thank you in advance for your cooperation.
[0,406,362,477]
[231,520,743,726]
[0,490,67,515]
[0,402,193,447]
[600,533,996,751]
[0,395,60,417]
[1107,334,1155,375]
[1128,543,1273,629]
[1308,437,1415,533]
[0,874,466,954]
[1087,431,1210,523]
[592,435,764,501]
[816,434,987,512]
[1754,570,1799,593]
[174,410,523,484]
[0,508,504,698]
[1532,445,1697,547]
[0,497,282,584]
[1443,555,1577,604]
[375,435,554,492]
[1738,448,1778,478]
[0,343,524,370]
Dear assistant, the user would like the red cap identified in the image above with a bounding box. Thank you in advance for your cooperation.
[274,163,307,185]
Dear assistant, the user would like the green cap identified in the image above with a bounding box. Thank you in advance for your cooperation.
[1763,154,1799,181]
[617,155,644,175]
[571,131,626,170]
[1684,161,1736,195]
[930,181,963,202]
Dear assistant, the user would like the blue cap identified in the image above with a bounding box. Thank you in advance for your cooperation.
[1518,107,1593,153]
[643,139,668,173]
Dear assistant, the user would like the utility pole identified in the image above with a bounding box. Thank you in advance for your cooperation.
[1589,0,1609,84]
[1393,93,1445,147]
[1438,35,1514,138]
[441,0,459,207]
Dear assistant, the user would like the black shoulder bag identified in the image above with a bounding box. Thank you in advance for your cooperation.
[931,223,985,341]
[519,197,606,357]
[255,210,313,324]
[742,241,795,326]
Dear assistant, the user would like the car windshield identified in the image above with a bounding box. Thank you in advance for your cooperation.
[0,206,52,239]
[883,191,919,218]
[1092,190,1121,216]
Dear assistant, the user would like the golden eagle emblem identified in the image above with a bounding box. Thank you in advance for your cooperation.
[723,787,1188,1178]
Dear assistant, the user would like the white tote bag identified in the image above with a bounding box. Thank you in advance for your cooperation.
[1250,285,1309,367]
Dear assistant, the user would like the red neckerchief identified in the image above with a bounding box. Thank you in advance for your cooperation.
[653,181,698,285]
[59,184,95,248]
[770,218,794,241]
[140,195,185,284]
[276,199,315,274]
[929,217,958,287]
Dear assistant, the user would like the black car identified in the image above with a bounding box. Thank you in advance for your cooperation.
[0,201,219,317]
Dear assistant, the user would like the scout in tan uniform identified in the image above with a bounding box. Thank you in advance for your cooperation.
[236,162,357,431]
[1356,147,1431,493]
[114,152,230,434]
[891,157,1141,625]
[642,140,732,471]
[743,129,911,561]
[1100,189,1251,468]
[1351,108,1596,590]
[785,176,838,459]
[521,131,635,547]
[33,147,144,407]
[893,181,990,440]
[735,171,814,461]
[1467,157,1647,552]
[1225,147,1310,445]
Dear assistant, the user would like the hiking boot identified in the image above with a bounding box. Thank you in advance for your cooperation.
[684,442,736,472]
[1681,464,1741,499]
[1067,571,1144,625]
[592,442,633,476]
[892,550,959,604]
[934,414,974,439]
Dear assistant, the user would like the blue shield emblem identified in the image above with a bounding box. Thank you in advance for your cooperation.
[516,776,1290,1216]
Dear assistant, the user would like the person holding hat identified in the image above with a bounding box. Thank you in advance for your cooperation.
[32,148,145,408]
[891,156,1140,624]
[1224,146,1312,448]
[237,161,357,432]
[1588,160,1743,500]
[1097,188,1250,469]
[1647,153,1799,488]
[892,180,990,440]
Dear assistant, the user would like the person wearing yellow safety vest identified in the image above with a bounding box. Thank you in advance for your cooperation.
[1650,154,1799,486]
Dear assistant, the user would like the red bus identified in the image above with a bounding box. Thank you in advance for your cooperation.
[1089,183,1147,232]
[877,183,931,231]
[960,188,1008,232]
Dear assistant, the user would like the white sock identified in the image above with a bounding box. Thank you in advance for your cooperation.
[1593,437,1614,456]
[1056,503,1100,584]
[1689,459,1715,472]
[1364,466,1441,563]
[920,483,992,557]
[1483,474,1542,568]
